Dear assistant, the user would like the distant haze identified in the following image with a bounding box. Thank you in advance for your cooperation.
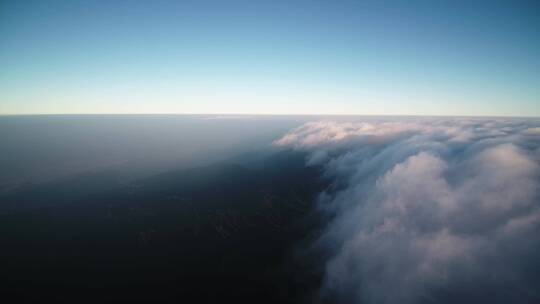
[0,115,304,188]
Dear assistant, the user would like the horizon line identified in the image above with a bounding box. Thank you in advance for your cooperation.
[1,113,539,119]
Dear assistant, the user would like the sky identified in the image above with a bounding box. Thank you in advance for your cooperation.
[1,0,539,116]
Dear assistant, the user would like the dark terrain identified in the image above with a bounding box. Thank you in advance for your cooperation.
[0,151,328,303]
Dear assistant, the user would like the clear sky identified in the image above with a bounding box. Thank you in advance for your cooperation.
[1,0,539,116]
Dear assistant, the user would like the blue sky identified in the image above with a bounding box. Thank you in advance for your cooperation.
[1,0,539,116]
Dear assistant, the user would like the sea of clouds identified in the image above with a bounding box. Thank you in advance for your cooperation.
[275,117,540,304]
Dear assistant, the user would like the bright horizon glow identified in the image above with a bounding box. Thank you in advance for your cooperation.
[1,1,539,117]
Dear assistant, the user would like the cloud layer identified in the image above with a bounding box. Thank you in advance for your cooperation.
[276,118,540,304]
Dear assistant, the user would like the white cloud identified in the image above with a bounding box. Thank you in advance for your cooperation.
[523,127,540,135]
[276,118,540,303]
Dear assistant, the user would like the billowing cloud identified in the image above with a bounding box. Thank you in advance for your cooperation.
[275,118,540,304]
